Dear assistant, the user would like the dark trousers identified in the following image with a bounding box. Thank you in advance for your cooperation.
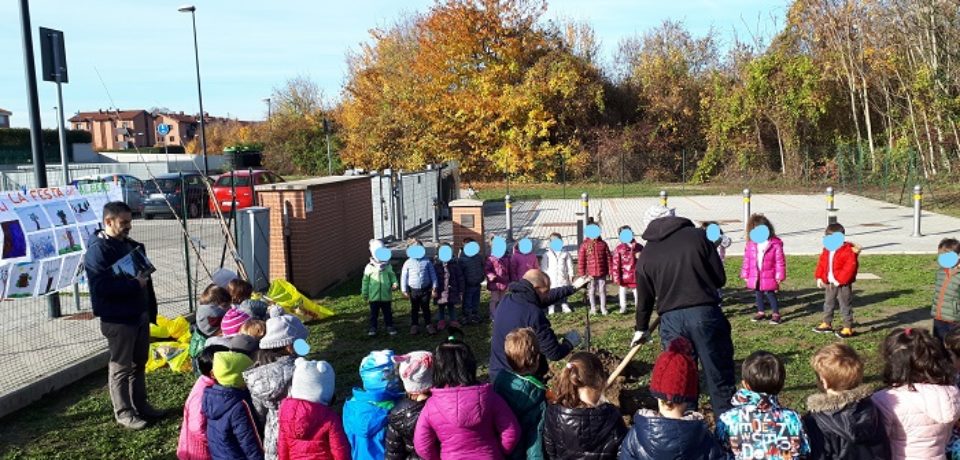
[369,301,394,330]
[755,290,779,314]
[462,284,481,318]
[934,318,957,341]
[409,288,432,326]
[823,284,854,328]
[659,305,736,415]
[100,313,150,420]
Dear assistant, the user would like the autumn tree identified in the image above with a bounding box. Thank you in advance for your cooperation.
[260,77,341,175]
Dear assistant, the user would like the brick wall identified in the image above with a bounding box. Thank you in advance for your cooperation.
[258,176,373,297]
[451,200,485,254]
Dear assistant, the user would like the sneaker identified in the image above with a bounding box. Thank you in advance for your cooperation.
[589,308,597,315]
[561,304,572,313]
[410,325,419,335]
[449,320,461,329]
[619,306,627,314]
[600,308,609,316]
[116,414,148,430]
[426,324,437,335]
[387,327,398,336]
[769,313,782,325]
[367,329,377,337]
[835,327,855,339]
[812,322,833,334]
[437,320,447,331]
[751,312,767,322]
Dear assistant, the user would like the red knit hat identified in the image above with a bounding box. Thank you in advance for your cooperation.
[649,337,698,404]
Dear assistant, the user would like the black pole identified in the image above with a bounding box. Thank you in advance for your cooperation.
[189,11,208,176]
[181,172,195,313]
[20,0,60,318]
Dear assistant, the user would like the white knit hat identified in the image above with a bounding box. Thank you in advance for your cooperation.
[259,307,308,349]
[290,358,335,405]
[642,205,676,230]
[369,239,384,258]
[393,351,433,394]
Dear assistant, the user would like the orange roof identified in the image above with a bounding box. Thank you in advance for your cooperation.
[69,109,147,122]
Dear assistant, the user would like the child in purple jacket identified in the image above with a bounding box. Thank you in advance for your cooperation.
[485,236,511,318]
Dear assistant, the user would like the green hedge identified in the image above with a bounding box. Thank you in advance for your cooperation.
[0,128,91,165]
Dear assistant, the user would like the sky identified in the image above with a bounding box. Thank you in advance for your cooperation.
[0,0,787,129]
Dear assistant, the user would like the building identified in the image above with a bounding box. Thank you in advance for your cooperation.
[69,109,155,150]
[0,108,10,128]
[153,112,198,147]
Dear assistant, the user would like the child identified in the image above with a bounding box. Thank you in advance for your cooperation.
[543,352,626,459]
[228,279,255,309]
[205,308,259,356]
[277,358,350,460]
[813,222,861,338]
[715,351,809,460]
[434,249,464,330]
[944,328,960,460]
[803,343,890,459]
[485,235,511,317]
[701,221,732,261]
[414,338,520,459]
[458,237,484,324]
[541,233,575,315]
[741,214,786,324]
[931,238,960,341]
[386,351,434,460]
[620,338,725,460]
[178,345,229,460]
[202,351,263,460]
[871,327,960,459]
[344,350,404,460]
[401,240,439,335]
[611,225,643,315]
[578,222,611,315]
[493,328,548,460]
[240,319,266,341]
[362,240,399,337]
[239,299,269,321]
[189,285,230,376]
[509,240,540,283]
[243,308,309,460]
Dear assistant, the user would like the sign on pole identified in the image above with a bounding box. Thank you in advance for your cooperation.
[39,27,68,83]
[157,124,171,136]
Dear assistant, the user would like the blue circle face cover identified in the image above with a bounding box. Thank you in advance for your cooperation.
[406,245,426,260]
[464,241,480,257]
[706,224,721,242]
[619,228,634,244]
[823,232,845,252]
[749,225,770,244]
[550,238,564,252]
[492,237,507,258]
[518,238,533,254]
[293,339,311,356]
[375,247,392,262]
[438,245,453,262]
[585,224,601,239]
[939,252,959,269]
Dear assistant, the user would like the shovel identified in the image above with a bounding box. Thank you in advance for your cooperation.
[605,315,661,389]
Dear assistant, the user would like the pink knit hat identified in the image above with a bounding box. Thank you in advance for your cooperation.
[221,308,250,337]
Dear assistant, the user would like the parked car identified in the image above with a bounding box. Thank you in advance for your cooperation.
[71,174,145,215]
[208,169,285,214]
[142,172,211,220]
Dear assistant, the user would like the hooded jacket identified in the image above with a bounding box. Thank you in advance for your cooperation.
[413,384,521,460]
[541,249,575,288]
[542,402,627,460]
[815,242,860,286]
[486,254,512,292]
[84,231,158,324]
[434,259,465,305]
[459,251,485,286]
[740,236,787,291]
[635,217,726,332]
[362,259,398,303]
[178,375,216,460]
[385,398,427,460]
[619,409,726,460]
[277,397,350,460]
[493,371,547,460]
[243,355,296,460]
[489,280,575,381]
[611,241,643,288]
[932,267,960,323]
[803,385,891,460]
[578,237,611,278]
[509,248,540,283]
[715,389,810,460]
[202,384,264,460]
[343,387,403,460]
[871,383,960,460]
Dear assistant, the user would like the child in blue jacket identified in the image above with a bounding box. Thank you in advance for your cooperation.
[343,349,404,460]
[202,351,263,460]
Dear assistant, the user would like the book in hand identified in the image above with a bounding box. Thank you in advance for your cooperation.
[111,246,156,279]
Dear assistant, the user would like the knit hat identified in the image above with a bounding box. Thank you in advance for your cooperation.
[196,303,227,336]
[649,337,698,404]
[393,351,433,394]
[369,239,384,258]
[360,349,399,391]
[642,205,676,230]
[291,358,336,405]
[211,268,238,289]
[221,308,250,337]
[213,351,254,389]
[238,298,269,320]
[259,307,308,349]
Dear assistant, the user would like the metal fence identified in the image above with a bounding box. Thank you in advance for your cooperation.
[0,161,204,191]
[370,164,459,242]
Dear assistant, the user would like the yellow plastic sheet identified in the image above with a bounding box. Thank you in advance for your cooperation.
[147,341,191,373]
[265,279,335,322]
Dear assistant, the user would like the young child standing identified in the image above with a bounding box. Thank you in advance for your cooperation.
[386,351,434,460]
[202,351,263,460]
[190,285,230,376]
[871,327,960,460]
[611,225,643,315]
[813,223,861,338]
[540,233,575,315]
[578,225,611,315]
[943,329,960,460]
[344,350,404,460]
[620,338,725,460]
[458,237,485,324]
[509,241,540,283]
[802,343,889,459]
[401,242,439,336]
[715,351,810,460]
[434,251,464,331]
[178,345,228,460]
[362,240,399,337]
[277,358,349,460]
[701,221,732,261]
[741,214,786,324]
[543,352,627,459]
[932,238,960,341]
[493,327,548,460]
[485,236,511,318]
[414,338,520,460]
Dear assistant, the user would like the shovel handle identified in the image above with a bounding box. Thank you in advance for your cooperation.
[604,316,661,389]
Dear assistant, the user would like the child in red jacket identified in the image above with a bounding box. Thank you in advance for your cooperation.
[813,223,861,338]
[578,221,611,315]
[277,358,350,460]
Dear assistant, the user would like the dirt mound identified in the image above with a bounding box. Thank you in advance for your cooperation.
[548,348,654,423]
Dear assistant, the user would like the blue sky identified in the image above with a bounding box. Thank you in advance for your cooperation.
[1,0,786,129]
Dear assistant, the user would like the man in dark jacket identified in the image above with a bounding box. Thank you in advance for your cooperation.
[489,269,588,381]
[631,205,736,414]
[84,201,160,430]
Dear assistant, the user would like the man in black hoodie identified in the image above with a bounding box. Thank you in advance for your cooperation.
[84,201,160,430]
[631,205,736,414]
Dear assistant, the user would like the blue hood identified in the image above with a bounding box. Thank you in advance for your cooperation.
[343,387,402,437]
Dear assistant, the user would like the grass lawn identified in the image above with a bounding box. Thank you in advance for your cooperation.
[0,254,937,459]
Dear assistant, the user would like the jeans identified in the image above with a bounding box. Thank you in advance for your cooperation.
[587,278,607,312]
[436,303,457,322]
[409,288,432,326]
[823,284,854,328]
[755,290,779,314]
[934,318,957,342]
[369,301,394,330]
[659,305,736,415]
[100,313,150,420]
[462,285,481,318]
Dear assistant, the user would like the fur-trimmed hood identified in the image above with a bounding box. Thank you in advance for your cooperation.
[806,385,874,413]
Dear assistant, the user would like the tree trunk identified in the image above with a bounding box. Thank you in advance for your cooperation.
[905,94,929,178]
[774,123,786,176]
[860,75,876,169]
[920,107,937,177]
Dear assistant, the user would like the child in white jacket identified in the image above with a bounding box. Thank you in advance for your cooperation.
[540,232,575,315]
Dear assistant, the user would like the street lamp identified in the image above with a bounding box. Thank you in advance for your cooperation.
[263,98,271,119]
[179,4,208,175]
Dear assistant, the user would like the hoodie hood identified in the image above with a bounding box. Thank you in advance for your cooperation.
[632,410,716,457]
[641,216,694,243]
[428,384,493,429]
[505,280,543,308]
[343,387,402,436]
[729,388,783,412]
[202,384,250,420]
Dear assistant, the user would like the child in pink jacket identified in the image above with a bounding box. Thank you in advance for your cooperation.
[741,214,786,324]
[178,345,228,460]
[485,236,511,318]
[277,358,350,460]
[414,338,520,460]
[509,240,539,283]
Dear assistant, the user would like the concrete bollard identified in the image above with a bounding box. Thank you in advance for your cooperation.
[912,185,923,237]
[505,194,514,243]
[659,190,668,207]
[826,186,838,226]
[742,188,751,239]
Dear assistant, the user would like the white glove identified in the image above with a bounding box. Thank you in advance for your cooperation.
[564,330,582,348]
[816,279,825,289]
[630,330,650,347]
[572,276,591,291]
[831,280,840,287]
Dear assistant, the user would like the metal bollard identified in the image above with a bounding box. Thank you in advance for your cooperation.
[432,198,440,244]
[826,186,838,226]
[505,194,514,243]
[742,188,751,239]
[659,190,668,207]
[578,192,589,246]
[912,185,923,237]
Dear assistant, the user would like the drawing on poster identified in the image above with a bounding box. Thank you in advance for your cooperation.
[0,264,10,299]
[43,201,77,227]
[14,205,51,232]
[57,253,83,291]
[36,258,62,296]
[55,227,83,255]
[69,198,97,223]
[1,220,27,260]
[28,231,57,260]
[79,223,101,249]
[6,262,38,298]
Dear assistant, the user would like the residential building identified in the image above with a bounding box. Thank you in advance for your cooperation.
[69,109,155,150]
[153,112,198,147]
[0,108,10,128]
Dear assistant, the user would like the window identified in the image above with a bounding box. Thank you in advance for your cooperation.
[255,174,270,185]
[214,175,250,187]
[169,135,175,142]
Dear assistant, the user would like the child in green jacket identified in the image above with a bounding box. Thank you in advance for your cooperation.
[362,239,398,337]
[493,327,547,460]
[933,238,960,341]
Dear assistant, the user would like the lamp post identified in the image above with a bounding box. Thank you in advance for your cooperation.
[178,4,208,176]
[263,98,271,119]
